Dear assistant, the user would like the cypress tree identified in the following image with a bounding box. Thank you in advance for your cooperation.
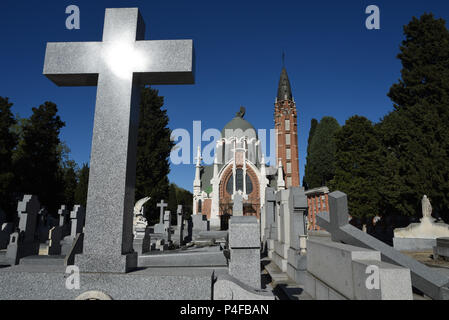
[135,87,174,222]
[14,102,65,213]
[330,116,382,219]
[0,97,18,218]
[303,118,318,189]
[379,13,449,220]
[74,163,89,208]
[304,117,340,189]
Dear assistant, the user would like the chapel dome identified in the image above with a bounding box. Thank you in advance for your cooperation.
[221,107,258,139]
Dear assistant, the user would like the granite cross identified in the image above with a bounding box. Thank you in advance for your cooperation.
[157,200,168,224]
[43,8,194,273]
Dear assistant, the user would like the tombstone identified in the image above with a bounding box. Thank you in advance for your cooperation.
[316,191,449,300]
[264,187,277,241]
[228,216,261,290]
[48,226,62,255]
[61,205,86,255]
[434,238,449,261]
[164,210,172,242]
[37,208,50,243]
[57,205,71,238]
[154,200,168,234]
[192,214,210,232]
[232,193,244,217]
[141,228,151,254]
[156,238,168,251]
[4,195,40,265]
[286,187,308,284]
[174,205,184,244]
[0,223,14,249]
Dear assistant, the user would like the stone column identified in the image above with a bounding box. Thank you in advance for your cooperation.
[229,216,261,290]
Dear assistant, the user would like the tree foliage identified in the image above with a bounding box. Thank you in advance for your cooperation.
[0,97,18,218]
[330,116,382,219]
[303,117,340,189]
[135,87,174,222]
[13,102,66,213]
[378,13,449,219]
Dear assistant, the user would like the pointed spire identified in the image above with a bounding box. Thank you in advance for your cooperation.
[277,67,293,102]
[195,146,202,167]
[277,160,285,190]
[193,146,202,190]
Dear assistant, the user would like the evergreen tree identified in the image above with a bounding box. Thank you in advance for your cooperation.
[14,102,65,213]
[304,117,340,189]
[135,87,174,222]
[303,118,318,189]
[379,13,449,220]
[62,160,78,209]
[167,183,178,223]
[0,97,18,218]
[74,163,89,208]
[330,116,382,219]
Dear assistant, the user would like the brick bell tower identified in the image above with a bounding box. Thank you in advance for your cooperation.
[274,67,300,188]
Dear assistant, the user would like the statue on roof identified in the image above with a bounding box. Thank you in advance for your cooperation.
[236,106,246,118]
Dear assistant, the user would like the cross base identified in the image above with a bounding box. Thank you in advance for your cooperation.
[75,252,137,273]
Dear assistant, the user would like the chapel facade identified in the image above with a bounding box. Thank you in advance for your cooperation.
[193,67,300,229]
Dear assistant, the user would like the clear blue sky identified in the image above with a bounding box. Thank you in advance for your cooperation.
[1,0,448,192]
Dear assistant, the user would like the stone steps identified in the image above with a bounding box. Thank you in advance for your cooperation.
[138,250,228,268]
[20,255,66,266]
[264,261,289,285]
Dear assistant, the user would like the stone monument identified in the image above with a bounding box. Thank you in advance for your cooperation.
[394,195,449,251]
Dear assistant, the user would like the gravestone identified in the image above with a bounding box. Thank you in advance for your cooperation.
[43,7,194,273]
[0,223,14,249]
[286,187,308,285]
[48,226,62,255]
[57,205,71,238]
[174,205,185,244]
[61,205,86,255]
[316,191,449,300]
[154,200,168,235]
[164,210,172,242]
[228,216,261,290]
[434,238,449,261]
[233,193,244,217]
[5,195,40,265]
[37,208,50,243]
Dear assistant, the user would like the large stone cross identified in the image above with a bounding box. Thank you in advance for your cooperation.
[43,8,194,273]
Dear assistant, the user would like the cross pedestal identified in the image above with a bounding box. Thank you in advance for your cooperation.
[43,8,194,273]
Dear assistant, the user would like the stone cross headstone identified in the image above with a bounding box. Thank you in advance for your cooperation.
[70,205,86,237]
[164,211,172,242]
[176,205,184,244]
[233,193,244,217]
[5,195,40,265]
[157,200,168,224]
[58,205,71,237]
[48,226,62,255]
[44,8,194,273]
